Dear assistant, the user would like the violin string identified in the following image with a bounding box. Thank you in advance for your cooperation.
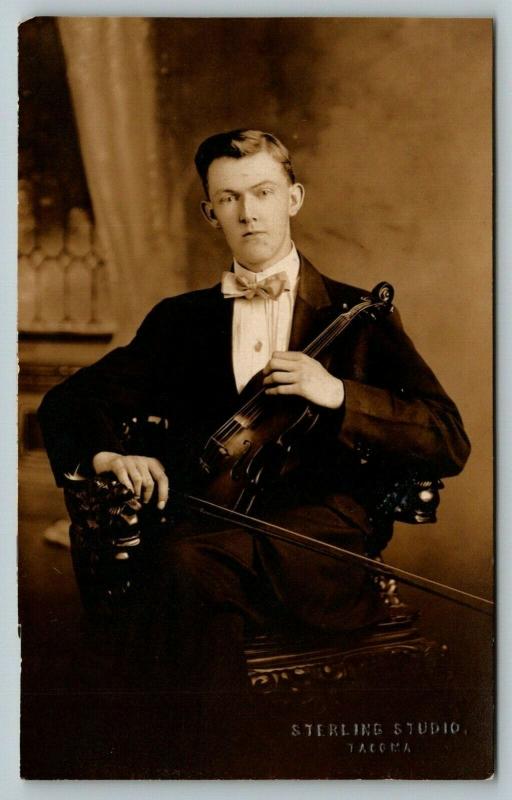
[212,301,374,443]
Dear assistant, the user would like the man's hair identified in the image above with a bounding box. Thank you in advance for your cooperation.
[194,129,296,196]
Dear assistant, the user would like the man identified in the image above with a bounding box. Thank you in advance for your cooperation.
[38,129,470,706]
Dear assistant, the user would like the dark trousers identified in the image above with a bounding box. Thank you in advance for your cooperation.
[131,501,385,693]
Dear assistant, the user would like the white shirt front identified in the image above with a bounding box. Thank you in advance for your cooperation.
[231,244,300,393]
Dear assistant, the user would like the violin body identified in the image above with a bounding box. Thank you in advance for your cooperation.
[197,393,320,512]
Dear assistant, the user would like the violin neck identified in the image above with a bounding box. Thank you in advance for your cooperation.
[304,299,373,360]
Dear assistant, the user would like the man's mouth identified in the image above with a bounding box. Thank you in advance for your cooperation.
[243,231,265,237]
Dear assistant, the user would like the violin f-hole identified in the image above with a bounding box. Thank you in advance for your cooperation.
[278,405,320,450]
[230,439,254,481]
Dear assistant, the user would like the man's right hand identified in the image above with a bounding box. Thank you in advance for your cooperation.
[92,452,169,510]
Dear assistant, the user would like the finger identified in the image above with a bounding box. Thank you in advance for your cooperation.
[138,464,155,504]
[263,370,298,385]
[265,383,300,396]
[271,351,302,360]
[265,357,298,373]
[148,461,169,509]
[263,353,300,374]
[112,459,135,494]
[125,459,143,498]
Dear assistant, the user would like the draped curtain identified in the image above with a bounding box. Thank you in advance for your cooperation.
[58,17,189,344]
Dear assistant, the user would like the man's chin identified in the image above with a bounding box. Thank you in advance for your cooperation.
[235,245,273,272]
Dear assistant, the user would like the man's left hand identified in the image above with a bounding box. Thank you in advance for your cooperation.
[263,351,345,409]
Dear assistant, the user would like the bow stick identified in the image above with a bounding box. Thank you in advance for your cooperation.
[174,491,493,616]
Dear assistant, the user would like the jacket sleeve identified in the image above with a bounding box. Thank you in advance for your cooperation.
[337,307,471,478]
[38,300,173,486]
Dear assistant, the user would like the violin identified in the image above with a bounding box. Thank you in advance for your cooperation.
[196,281,394,514]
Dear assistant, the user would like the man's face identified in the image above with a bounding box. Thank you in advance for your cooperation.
[201,150,304,273]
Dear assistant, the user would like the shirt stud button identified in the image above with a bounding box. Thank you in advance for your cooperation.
[254,340,263,352]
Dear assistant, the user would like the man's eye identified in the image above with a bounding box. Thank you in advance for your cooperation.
[220,195,234,204]
[259,188,272,197]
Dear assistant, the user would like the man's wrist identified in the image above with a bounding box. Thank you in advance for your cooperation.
[326,377,345,410]
[92,451,119,474]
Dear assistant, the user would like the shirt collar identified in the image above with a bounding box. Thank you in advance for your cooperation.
[233,242,300,289]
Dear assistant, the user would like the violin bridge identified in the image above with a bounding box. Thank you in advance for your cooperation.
[233,413,252,429]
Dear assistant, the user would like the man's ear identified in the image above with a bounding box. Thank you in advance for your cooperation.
[288,182,305,218]
[200,200,221,229]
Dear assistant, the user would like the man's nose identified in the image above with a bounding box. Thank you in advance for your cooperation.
[238,195,258,223]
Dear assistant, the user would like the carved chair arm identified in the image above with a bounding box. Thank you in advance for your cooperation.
[64,474,147,618]
[64,473,141,549]
[371,474,443,525]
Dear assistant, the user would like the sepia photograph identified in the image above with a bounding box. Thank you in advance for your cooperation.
[17,16,493,779]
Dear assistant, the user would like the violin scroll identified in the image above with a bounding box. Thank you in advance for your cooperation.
[362,282,394,322]
[371,281,394,309]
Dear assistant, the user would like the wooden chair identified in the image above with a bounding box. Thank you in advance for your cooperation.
[63,415,447,699]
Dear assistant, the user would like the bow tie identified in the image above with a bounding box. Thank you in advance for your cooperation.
[221,270,291,300]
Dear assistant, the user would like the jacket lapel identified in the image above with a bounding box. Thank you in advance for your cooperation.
[203,284,239,405]
[289,253,333,351]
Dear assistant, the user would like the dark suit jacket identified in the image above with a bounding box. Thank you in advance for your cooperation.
[38,254,470,536]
